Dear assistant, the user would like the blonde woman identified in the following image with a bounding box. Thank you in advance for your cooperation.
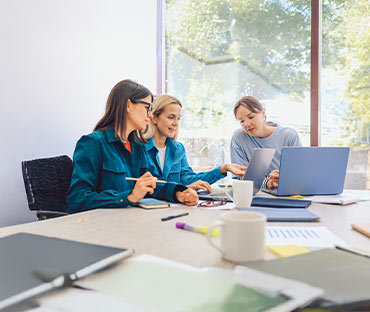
[143,95,246,193]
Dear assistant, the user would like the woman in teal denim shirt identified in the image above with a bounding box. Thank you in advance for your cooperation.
[67,80,198,213]
[143,95,246,193]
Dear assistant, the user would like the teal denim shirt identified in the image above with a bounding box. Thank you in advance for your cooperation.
[145,137,225,186]
[67,129,184,213]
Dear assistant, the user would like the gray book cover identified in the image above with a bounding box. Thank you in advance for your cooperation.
[0,233,133,310]
[245,248,370,307]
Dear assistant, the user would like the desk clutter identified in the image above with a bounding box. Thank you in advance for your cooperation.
[2,188,370,311]
[76,254,322,312]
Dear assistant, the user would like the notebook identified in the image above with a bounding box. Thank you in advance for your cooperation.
[245,248,370,308]
[305,194,359,205]
[240,207,320,222]
[0,233,134,310]
[263,146,350,196]
[134,198,170,209]
[251,197,312,208]
[199,148,275,202]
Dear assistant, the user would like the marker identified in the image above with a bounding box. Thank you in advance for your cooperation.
[161,212,189,221]
[176,222,219,237]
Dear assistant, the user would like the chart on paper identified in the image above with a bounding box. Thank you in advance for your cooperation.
[266,226,348,248]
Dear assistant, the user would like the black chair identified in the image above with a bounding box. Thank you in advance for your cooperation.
[21,155,74,220]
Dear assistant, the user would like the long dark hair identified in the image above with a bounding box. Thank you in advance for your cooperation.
[94,79,153,143]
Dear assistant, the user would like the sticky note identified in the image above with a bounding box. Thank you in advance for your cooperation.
[268,245,310,258]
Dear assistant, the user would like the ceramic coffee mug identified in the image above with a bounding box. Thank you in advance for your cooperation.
[206,211,266,263]
[225,180,253,208]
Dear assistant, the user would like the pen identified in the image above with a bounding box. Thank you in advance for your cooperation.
[176,222,219,237]
[161,212,189,221]
[126,177,167,184]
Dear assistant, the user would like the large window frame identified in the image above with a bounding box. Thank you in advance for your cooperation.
[156,0,322,147]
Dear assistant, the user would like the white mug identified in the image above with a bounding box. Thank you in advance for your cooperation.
[206,211,266,263]
[225,180,253,208]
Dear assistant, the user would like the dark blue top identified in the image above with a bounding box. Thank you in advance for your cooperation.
[67,129,184,213]
[145,137,225,186]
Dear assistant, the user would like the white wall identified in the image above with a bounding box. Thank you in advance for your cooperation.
[0,0,157,226]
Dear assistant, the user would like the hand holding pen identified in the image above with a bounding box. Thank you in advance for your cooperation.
[127,172,158,203]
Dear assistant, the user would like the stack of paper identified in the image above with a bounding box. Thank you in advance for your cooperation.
[77,254,323,312]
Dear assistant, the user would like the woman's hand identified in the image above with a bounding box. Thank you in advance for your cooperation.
[176,188,199,206]
[187,180,212,193]
[127,172,157,202]
[220,163,247,176]
[266,170,279,189]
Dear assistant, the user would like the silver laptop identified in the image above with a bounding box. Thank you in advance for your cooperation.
[199,148,275,201]
[262,146,350,196]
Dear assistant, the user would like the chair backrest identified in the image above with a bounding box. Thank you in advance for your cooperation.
[21,155,74,218]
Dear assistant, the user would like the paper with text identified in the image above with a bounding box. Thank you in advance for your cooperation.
[266,226,348,247]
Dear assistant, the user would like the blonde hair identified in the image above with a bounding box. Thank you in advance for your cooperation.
[143,94,183,141]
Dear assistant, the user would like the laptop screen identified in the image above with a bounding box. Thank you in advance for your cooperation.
[268,146,349,196]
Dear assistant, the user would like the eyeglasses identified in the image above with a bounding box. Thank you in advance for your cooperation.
[129,98,153,114]
[198,200,227,208]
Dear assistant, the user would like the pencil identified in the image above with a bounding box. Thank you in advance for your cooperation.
[125,177,167,184]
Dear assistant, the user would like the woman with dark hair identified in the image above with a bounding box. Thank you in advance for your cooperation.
[143,95,246,193]
[67,80,198,213]
[230,96,301,189]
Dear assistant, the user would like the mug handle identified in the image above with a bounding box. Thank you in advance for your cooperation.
[224,189,233,202]
[206,222,224,254]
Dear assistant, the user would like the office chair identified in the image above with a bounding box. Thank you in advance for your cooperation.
[21,155,74,220]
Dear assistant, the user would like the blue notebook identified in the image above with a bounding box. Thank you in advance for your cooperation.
[134,198,170,209]
[240,207,320,222]
[252,197,311,208]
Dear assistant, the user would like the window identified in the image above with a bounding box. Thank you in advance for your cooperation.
[163,0,370,189]
[322,0,370,189]
[165,0,311,168]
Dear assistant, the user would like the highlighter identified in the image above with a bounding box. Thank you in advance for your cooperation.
[176,222,219,237]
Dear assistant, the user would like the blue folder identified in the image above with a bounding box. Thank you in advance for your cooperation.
[240,207,320,222]
[251,197,311,208]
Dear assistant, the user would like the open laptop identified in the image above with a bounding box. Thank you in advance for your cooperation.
[199,148,275,201]
[262,146,350,196]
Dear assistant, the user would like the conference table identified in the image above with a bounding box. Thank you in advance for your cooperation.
[1,192,370,270]
[1,191,370,312]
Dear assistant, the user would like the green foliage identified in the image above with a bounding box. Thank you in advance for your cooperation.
[340,0,370,145]
[166,0,370,145]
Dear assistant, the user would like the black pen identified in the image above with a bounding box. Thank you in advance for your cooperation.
[161,212,189,221]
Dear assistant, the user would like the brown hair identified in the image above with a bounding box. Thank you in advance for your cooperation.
[233,96,263,117]
[94,79,153,143]
[143,94,182,141]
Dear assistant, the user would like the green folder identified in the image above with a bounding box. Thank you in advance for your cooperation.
[245,248,370,308]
